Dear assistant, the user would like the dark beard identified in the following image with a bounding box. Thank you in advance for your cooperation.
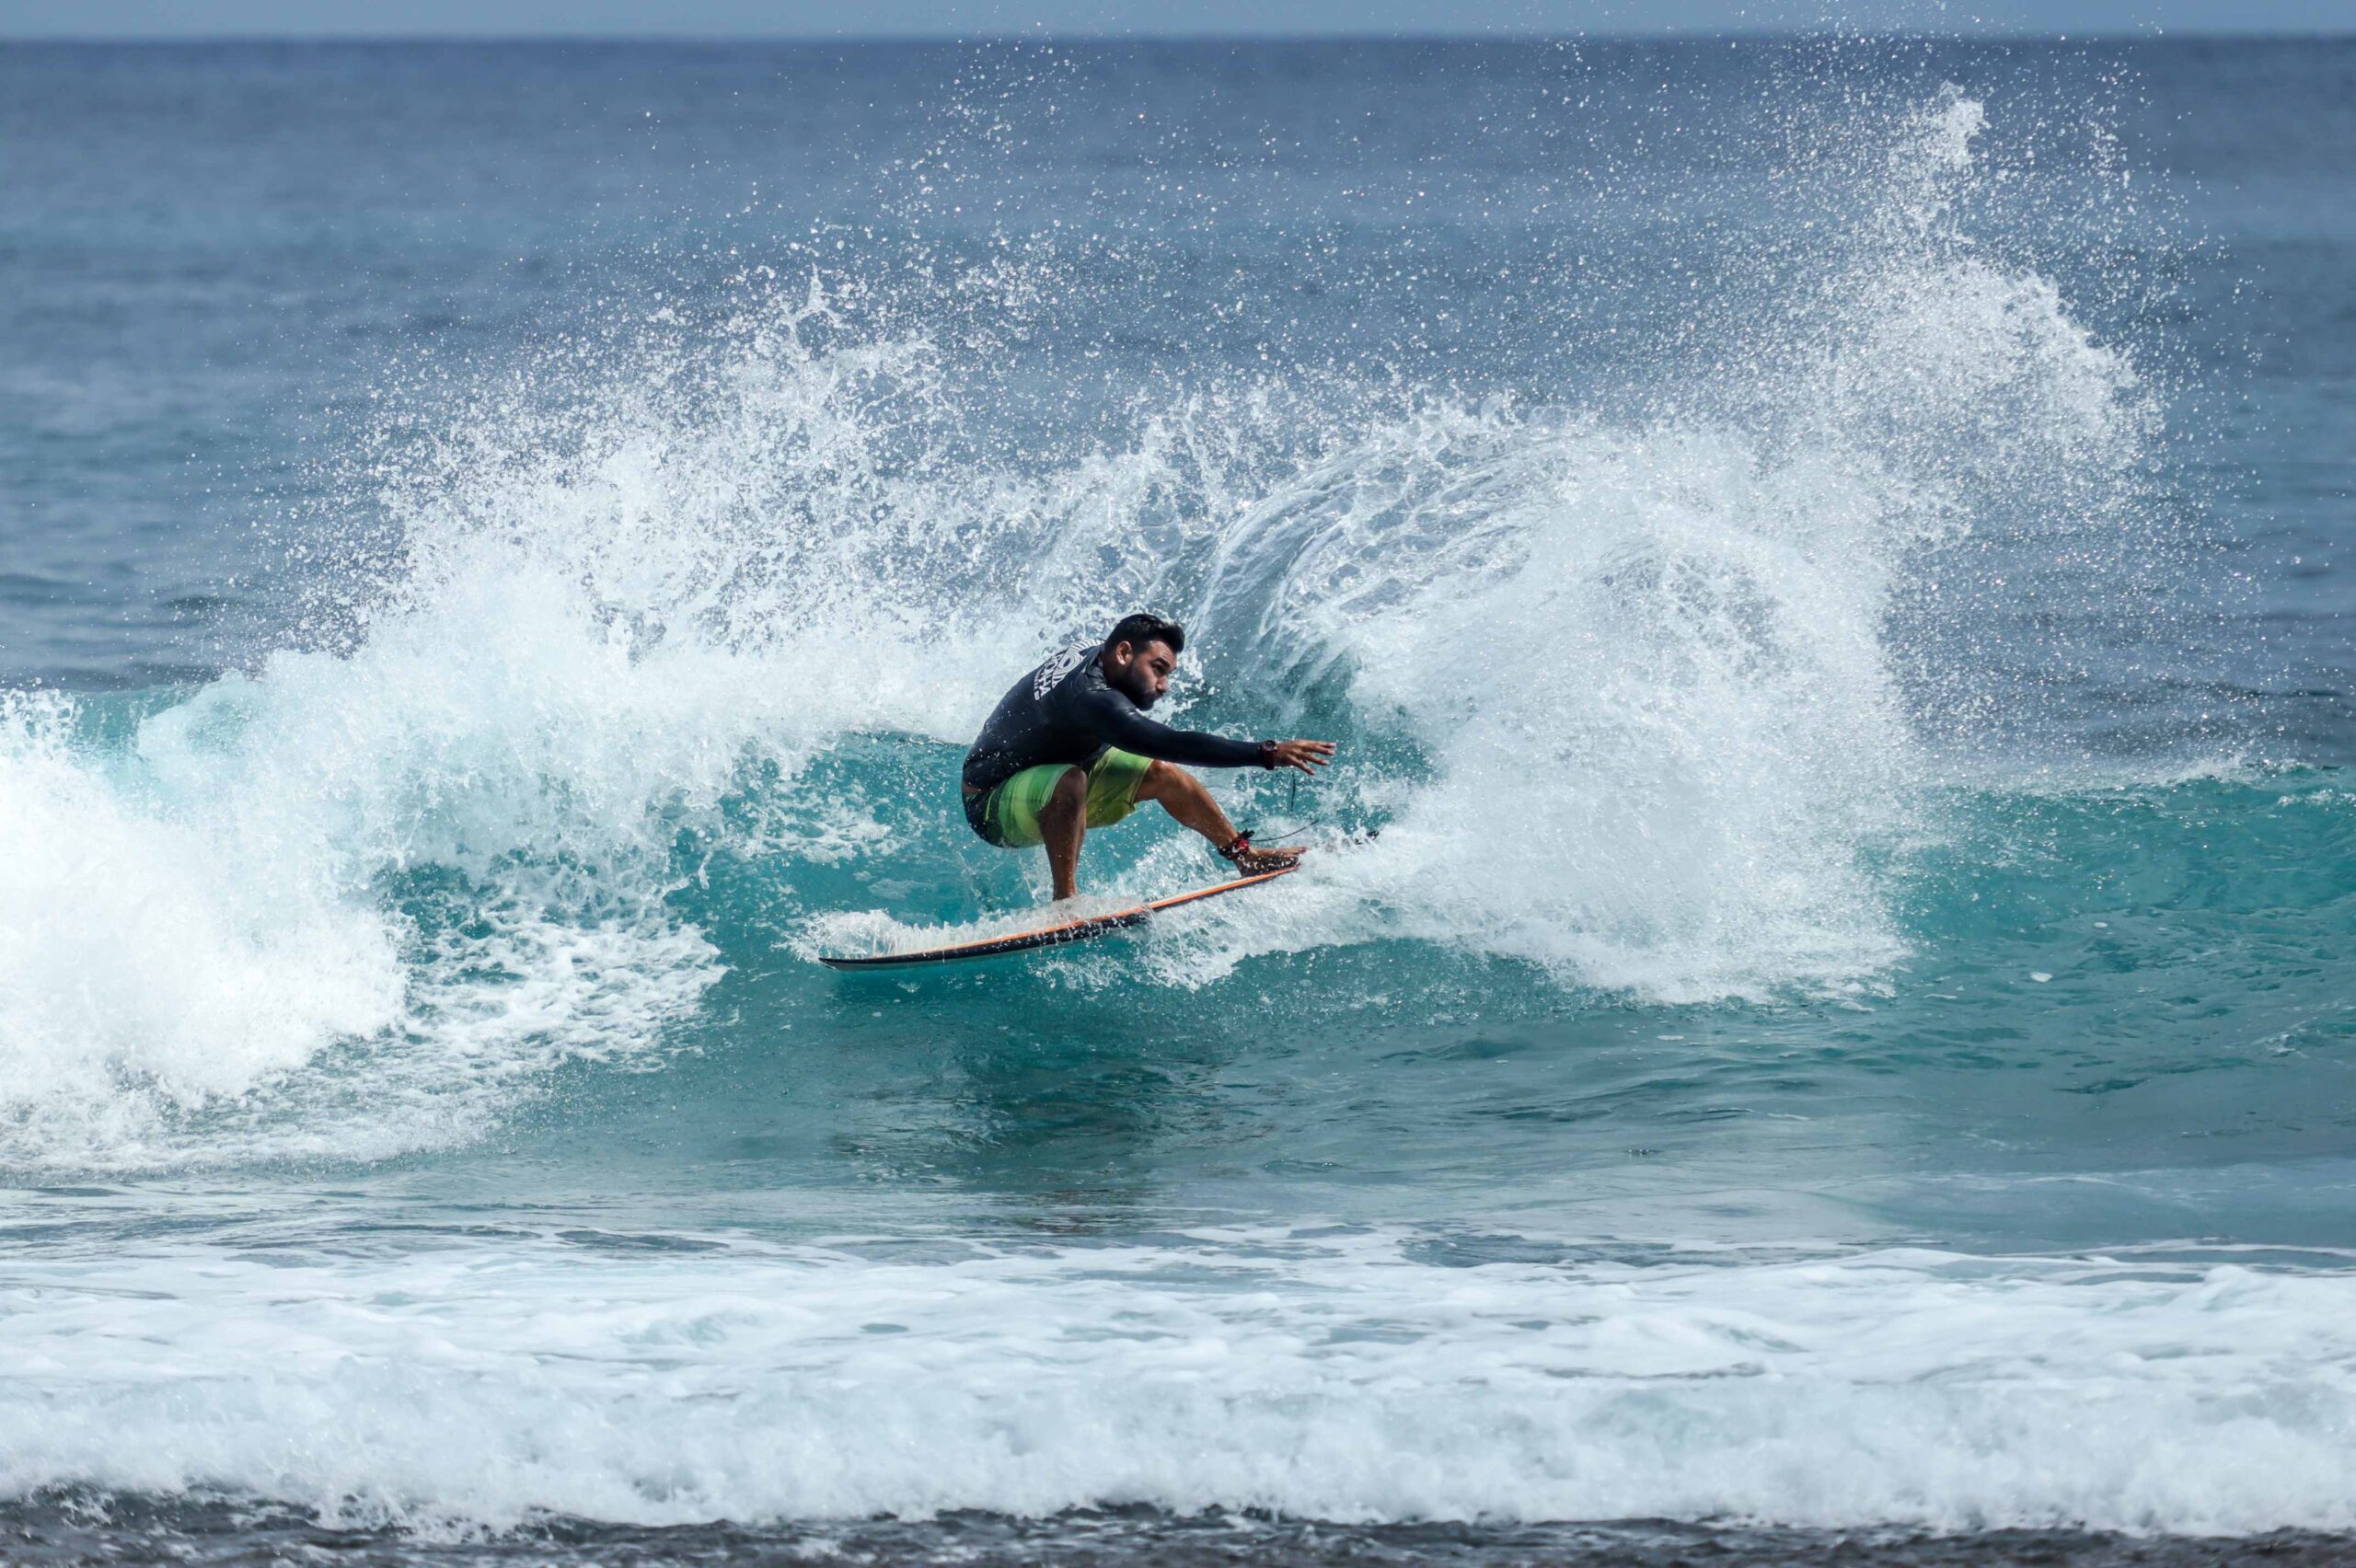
[1111,666,1159,709]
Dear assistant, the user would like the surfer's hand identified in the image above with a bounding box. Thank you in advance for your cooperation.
[1265,739,1335,776]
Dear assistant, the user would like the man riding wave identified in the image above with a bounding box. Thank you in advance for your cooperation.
[962,612,1336,900]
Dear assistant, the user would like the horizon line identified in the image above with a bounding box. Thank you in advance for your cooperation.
[5,26,2352,42]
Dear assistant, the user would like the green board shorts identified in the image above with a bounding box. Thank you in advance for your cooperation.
[964,748,1154,848]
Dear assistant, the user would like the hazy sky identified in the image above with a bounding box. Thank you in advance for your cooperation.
[0,0,2347,37]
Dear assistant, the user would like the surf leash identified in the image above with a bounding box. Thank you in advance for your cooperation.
[1229,774,1361,850]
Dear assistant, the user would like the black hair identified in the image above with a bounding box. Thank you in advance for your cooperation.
[1105,612,1184,656]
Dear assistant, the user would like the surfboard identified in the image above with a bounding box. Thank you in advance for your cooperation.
[817,865,1297,970]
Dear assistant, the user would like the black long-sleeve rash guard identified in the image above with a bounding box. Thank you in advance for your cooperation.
[962,641,1268,793]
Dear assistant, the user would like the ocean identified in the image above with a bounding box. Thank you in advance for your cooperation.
[3,35,2354,1566]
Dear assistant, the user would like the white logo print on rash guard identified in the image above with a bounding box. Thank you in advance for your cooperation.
[1032,644,1091,701]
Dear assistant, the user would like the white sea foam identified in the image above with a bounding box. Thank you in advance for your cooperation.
[5,1230,2351,1536]
[1195,414,1919,1002]
[1134,90,2156,1000]
[0,695,407,1165]
[0,593,731,1172]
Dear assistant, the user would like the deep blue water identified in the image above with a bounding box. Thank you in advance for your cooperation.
[2,38,2354,1565]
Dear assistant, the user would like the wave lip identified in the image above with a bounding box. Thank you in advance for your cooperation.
[6,1232,2354,1537]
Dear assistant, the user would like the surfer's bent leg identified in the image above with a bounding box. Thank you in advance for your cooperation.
[1138,761,1308,875]
[1136,761,1241,849]
[1038,766,1091,901]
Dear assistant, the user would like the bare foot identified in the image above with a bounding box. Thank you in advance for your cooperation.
[1227,843,1305,876]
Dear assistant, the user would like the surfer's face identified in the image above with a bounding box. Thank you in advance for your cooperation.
[1106,639,1177,709]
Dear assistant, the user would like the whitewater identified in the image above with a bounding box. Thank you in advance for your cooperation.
[3,36,2352,1566]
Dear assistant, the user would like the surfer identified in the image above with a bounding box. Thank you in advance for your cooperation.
[962,613,1336,900]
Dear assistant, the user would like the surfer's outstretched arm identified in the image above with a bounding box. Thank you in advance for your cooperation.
[1078,688,1269,770]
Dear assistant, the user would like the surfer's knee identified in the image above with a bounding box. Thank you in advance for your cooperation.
[1138,759,1200,801]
